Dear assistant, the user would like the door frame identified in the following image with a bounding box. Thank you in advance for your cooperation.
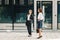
[34,0,57,30]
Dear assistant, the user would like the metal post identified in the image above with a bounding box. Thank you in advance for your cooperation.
[12,17,14,30]
[12,6,14,30]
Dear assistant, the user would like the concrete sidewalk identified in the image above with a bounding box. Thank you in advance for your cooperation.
[0,31,60,40]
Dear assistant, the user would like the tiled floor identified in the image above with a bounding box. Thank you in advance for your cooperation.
[0,31,60,40]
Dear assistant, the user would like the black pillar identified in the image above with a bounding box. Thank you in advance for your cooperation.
[9,0,14,30]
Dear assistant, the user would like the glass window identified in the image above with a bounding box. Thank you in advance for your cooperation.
[14,0,34,23]
[0,6,13,30]
[28,0,33,5]
[0,0,2,5]
[0,0,34,23]
[0,6,13,23]
[57,1,60,29]
[15,12,26,23]
[14,6,27,23]
[0,0,34,30]
[5,0,9,5]
[14,0,19,5]
[19,0,24,5]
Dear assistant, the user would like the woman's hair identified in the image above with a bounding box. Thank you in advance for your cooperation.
[27,9,32,15]
[28,9,32,14]
[38,8,42,13]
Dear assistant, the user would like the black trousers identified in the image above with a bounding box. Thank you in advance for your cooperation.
[26,20,31,35]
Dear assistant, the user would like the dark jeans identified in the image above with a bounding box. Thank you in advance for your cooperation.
[26,20,31,35]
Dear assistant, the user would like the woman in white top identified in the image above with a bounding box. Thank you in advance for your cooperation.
[37,8,44,39]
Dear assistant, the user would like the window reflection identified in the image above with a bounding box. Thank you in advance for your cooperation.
[0,6,13,23]
[0,0,2,5]
[5,0,9,5]
[0,0,34,23]
[19,0,24,5]
[16,13,26,23]
[58,2,60,29]
[28,0,33,5]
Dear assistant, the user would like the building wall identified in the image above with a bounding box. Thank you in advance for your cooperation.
[0,0,60,30]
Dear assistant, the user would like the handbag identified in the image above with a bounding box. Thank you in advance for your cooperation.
[36,29,39,33]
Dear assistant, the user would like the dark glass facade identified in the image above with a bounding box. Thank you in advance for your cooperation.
[57,1,60,29]
[0,0,34,23]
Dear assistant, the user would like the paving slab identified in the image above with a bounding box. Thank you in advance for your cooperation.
[0,31,60,40]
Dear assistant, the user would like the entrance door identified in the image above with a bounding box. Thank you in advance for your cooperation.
[34,1,53,30]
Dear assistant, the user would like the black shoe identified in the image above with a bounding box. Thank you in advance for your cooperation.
[37,36,42,39]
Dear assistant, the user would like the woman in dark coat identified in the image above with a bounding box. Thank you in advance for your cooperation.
[26,9,33,37]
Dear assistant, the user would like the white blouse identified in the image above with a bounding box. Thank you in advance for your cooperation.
[38,13,44,21]
[27,14,31,20]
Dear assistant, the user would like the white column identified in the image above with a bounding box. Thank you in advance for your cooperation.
[34,0,37,31]
[53,0,57,30]
[42,5,45,28]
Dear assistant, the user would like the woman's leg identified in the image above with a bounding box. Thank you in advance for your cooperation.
[37,29,42,39]
[39,20,43,36]
[37,20,42,39]
[27,21,31,37]
[28,25,31,35]
[38,29,42,36]
[37,21,42,36]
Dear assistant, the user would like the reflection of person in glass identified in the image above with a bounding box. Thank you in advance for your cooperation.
[26,9,33,37]
[37,8,44,39]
